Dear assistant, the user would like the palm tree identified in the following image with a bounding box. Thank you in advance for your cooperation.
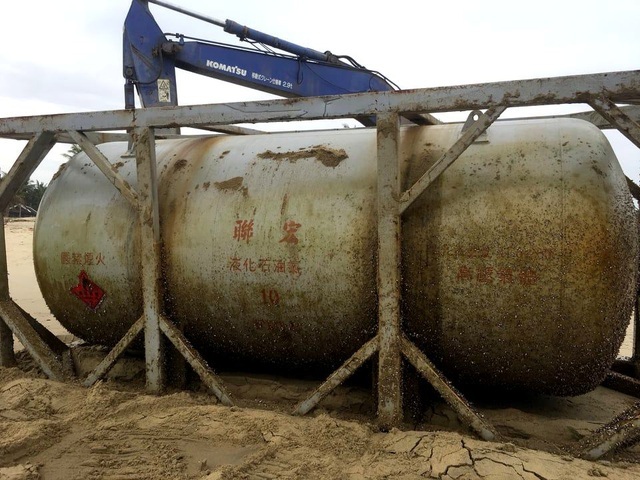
[21,180,48,211]
[62,144,82,159]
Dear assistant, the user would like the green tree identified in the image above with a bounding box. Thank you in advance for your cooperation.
[20,180,48,211]
[4,178,47,215]
[62,144,81,159]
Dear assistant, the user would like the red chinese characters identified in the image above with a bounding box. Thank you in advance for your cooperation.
[456,265,539,286]
[233,219,254,243]
[227,219,303,276]
[61,251,106,266]
[279,220,301,245]
[229,257,302,276]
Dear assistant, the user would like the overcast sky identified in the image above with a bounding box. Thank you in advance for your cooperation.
[1,0,639,183]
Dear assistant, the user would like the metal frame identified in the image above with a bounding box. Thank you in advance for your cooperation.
[2,69,640,452]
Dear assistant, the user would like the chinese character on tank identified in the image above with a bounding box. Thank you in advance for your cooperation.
[233,219,254,243]
[279,220,301,245]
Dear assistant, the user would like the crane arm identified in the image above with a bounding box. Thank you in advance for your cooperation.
[123,0,398,126]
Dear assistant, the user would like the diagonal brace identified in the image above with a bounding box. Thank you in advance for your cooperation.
[399,106,507,214]
[588,95,640,150]
[158,314,233,406]
[68,130,139,208]
[293,336,379,416]
[0,299,66,380]
[579,402,640,460]
[400,335,497,441]
[82,312,234,406]
[83,316,145,387]
[0,132,57,212]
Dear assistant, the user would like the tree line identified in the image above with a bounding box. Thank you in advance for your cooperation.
[11,179,48,212]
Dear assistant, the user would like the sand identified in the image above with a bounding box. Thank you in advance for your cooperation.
[1,218,640,480]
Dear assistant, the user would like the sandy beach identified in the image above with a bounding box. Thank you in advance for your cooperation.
[1,217,640,479]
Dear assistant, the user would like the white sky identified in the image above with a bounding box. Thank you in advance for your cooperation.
[1,0,639,183]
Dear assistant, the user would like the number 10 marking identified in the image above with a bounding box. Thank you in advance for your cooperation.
[261,288,280,306]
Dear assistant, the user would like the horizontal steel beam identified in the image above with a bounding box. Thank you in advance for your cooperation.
[1,70,640,134]
[0,132,131,144]
[514,105,640,129]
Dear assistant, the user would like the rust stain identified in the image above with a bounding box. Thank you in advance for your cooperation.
[203,181,211,191]
[170,136,225,164]
[257,145,348,168]
[113,161,124,172]
[591,165,605,177]
[173,158,188,170]
[215,176,248,196]
[51,163,68,181]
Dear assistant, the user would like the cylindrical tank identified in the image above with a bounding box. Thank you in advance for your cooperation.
[33,119,638,395]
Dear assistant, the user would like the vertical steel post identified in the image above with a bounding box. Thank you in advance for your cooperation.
[635,295,640,378]
[0,216,15,366]
[376,112,403,429]
[135,127,165,393]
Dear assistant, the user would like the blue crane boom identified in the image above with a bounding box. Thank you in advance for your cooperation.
[123,0,417,126]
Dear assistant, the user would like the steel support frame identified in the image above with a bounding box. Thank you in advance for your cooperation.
[0,133,67,379]
[1,69,640,439]
[375,112,404,428]
[71,127,233,404]
[294,109,501,439]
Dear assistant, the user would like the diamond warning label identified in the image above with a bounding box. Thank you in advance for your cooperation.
[70,270,105,310]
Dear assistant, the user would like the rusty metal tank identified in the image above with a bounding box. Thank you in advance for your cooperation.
[33,118,638,395]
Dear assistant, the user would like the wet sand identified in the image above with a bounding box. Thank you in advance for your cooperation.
[2,218,639,479]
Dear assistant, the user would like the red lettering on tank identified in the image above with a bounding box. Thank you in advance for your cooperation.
[252,318,301,333]
[476,266,494,284]
[70,270,105,310]
[61,251,106,266]
[243,258,257,272]
[233,219,254,243]
[497,267,515,284]
[279,220,301,244]
[228,257,302,276]
[229,257,242,272]
[261,288,280,305]
[454,264,539,286]
[258,258,271,272]
[518,268,539,286]
[287,260,301,276]
[274,260,286,273]
[456,265,473,282]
